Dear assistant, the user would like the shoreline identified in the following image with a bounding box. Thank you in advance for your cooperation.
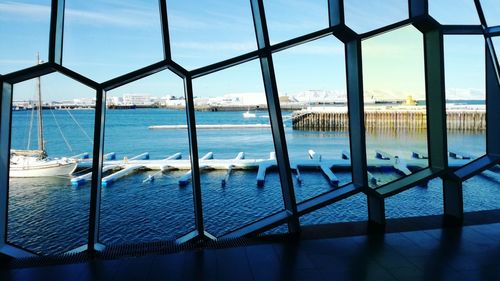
[12,104,305,111]
[11,101,485,112]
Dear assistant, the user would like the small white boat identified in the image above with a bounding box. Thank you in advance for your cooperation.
[243,111,256,118]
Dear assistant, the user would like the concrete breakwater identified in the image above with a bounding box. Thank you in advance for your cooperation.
[292,107,486,131]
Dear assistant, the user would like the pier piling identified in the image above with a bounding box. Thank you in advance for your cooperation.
[292,109,486,131]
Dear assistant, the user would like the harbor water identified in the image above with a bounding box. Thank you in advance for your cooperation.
[7,108,499,255]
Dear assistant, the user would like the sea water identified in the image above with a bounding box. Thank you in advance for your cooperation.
[7,109,500,255]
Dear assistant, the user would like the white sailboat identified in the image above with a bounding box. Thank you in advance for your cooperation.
[9,54,77,178]
[10,153,77,177]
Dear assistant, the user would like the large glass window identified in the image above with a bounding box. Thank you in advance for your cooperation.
[193,60,284,236]
[272,36,352,204]
[98,71,195,245]
[444,36,485,164]
[362,25,427,187]
[1,0,499,257]
[8,72,96,255]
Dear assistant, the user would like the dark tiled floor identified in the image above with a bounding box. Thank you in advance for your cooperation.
[2,222,500,281]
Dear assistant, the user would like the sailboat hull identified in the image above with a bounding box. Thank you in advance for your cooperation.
[10,159,77,178]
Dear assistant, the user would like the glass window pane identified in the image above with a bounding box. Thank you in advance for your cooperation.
[480,0,500,27]
[167,0,257,70]
[444,36,485,164]
[463,170,500,212]
[493,37,500,62]
[63,0,163,82]
[193,60,284,236]
[429,0,480,25]
[386,178,442,219]
[345,0,408,34]
[362,25,428,187]
[8,72,96,255]
[99,71,195,245]
[299,193,367,225]
[0,0,50,74]
[264,0,328,44]
[272,36,352,203]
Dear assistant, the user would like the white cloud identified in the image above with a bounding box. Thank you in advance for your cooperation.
[167,13,212,30]
[0,1,157,27]
[0,59,39,65]
[344,0,408,33]
[446,88,485,100]
[65,8,155,28]
[0,2,50,20]
[284,44,344,56]
[172,41,256,52]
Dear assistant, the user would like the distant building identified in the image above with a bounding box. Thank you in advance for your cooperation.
[291,90,347,104]
[194,97,210,106]
[207,93,267,106]
[122,94,155,106]
[107,96,123,106]
[73,98,96,106]
[161,95,185,107]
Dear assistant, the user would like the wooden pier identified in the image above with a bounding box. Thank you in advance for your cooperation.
[292,106,486,131]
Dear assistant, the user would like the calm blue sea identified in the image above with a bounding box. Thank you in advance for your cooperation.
[7,108,499,255]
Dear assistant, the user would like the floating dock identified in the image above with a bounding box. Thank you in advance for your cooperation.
[149,124,271,130]
[70,152,89,159]
[178,152,214,186]
[102,164,143,187]
[222,152,245,187]
[71,150,473,188]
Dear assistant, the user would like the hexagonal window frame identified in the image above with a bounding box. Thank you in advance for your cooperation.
[0,63,100,257]
[98,67,198,247]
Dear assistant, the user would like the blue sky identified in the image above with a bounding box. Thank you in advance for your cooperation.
[0,0,496,101]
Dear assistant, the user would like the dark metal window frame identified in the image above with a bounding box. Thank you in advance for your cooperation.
[0,0,499,257]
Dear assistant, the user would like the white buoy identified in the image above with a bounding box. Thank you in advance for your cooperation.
[269,152,276,160]
[308,150,316,159]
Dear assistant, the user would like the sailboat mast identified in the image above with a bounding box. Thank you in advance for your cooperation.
[36,52,45,152]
